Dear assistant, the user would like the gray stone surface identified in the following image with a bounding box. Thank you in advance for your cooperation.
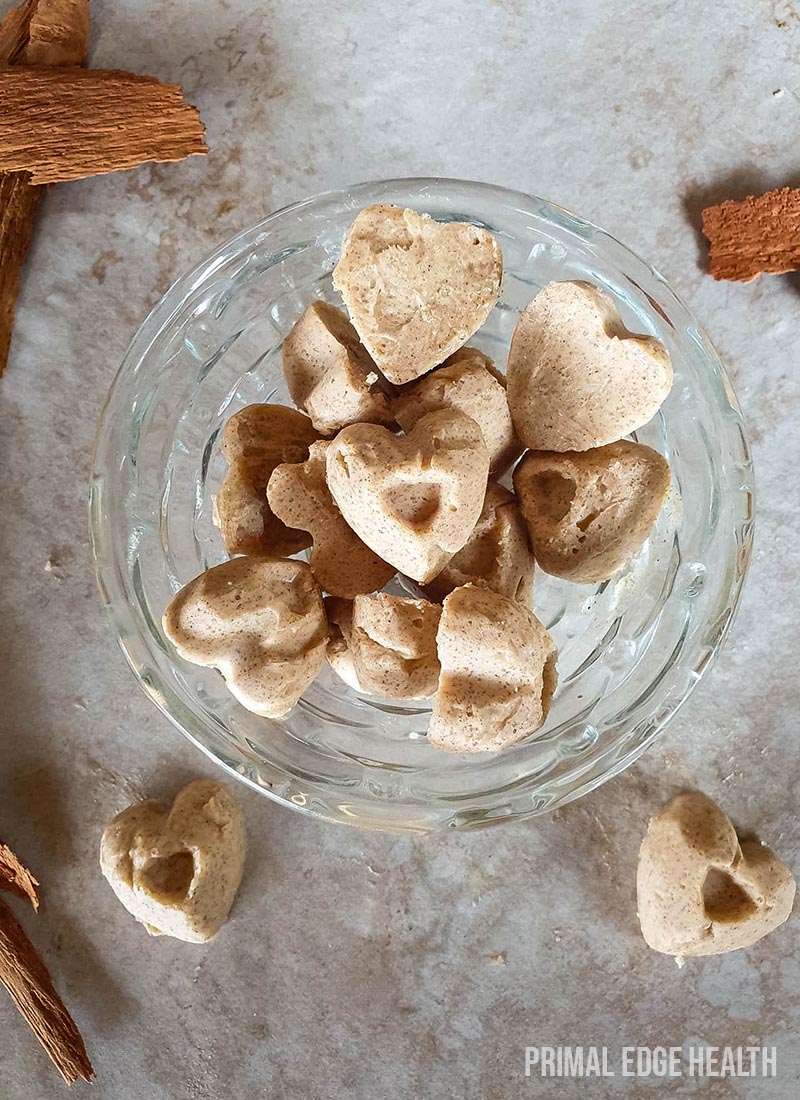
[1,0,799,1096]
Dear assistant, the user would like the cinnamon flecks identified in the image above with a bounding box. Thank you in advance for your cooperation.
[701,186,800,281]
[0,67,208,184]
[0,898,94,1085]
[0,841,40,910]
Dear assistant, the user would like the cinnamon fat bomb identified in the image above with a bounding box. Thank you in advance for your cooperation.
[163,557,328,718]
[282,301,392,434]
[215,404,319,557]
[326,593,441,699]
[333,205,502,385]
[392,346,521,476]
[506,281,672,452]
[429,584,557,753]
[100,780,246,943]
[513,441,670,583]
[326,408,490,584]
[637,792,795,958]
[268,440,396,598]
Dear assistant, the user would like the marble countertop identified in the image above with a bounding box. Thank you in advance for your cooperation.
[1,1,798,1096]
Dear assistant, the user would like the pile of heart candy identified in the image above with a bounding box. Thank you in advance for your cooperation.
[163,205,673,753]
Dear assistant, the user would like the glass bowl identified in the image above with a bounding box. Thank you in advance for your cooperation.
[90,178,753,833]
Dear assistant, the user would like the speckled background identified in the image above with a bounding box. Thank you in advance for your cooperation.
[1,1,799,1097]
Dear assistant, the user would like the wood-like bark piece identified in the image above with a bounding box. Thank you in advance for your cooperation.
[702,187,800,282]
[23,0,90,64]
[0,171,42,374]
[0,897,94,1085]
[0,841,40,910]
[0,0,90,375]
[0,0,37,63]
[0,66,208,183]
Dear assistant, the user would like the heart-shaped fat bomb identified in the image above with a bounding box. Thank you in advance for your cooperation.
[392,346,522,476]
[100,780,245,943]
[506,281,672,451]
[267,440,396,598]
[326,593,441,699]
[333,205,503,385]
[513,441,670,583]
[326,409,490,584]
[163,557,328,717]
[282,301,393,434]
[429,584,557,753]
[637,792,796,958]
[423,482,534,606]
[216,404,320,556]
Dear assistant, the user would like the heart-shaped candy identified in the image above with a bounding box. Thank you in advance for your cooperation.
[429,584,557,753]
[423,482,534,605]
[513,440,670,583]
[637,792,796,958]
[326,593,441,699]
[326,409,490,584]
[216,404,320,557]
[282,301,393,434]
[163,557,328,717]
[100,780,245,943]
[267,440,396,598]
[506,281,672,451]
[392,346,522,476]
[333,205,503,385]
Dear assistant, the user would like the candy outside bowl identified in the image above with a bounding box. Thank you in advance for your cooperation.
[89,177,754,833]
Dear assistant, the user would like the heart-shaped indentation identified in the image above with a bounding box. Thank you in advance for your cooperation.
[267,440,396,598]
[429,584,557,753]
[513,440,670,583]
[333,205,503,385]
[326,409,489,584]
[162,557,328,717]
[100,780,246,943]
[506,281,673,451]
[637,792,796,958]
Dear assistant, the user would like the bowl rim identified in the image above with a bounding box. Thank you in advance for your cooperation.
[89,176,754,833]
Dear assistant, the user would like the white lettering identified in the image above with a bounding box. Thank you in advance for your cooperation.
[541,1047,556,1076]
[762,1047,777,1077]
[563,1048,584,1077]
[524,1048,539,1077]
[621,1047,635,1076]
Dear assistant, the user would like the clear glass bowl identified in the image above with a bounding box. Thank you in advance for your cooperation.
[90,178,753,833]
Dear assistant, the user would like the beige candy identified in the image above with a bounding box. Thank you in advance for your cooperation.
[163,557,327,718]
[637,792,796,958]
[424,482,534,606]
[100,780,246,943]
[392,346,522,476]
[326,409,490,584]
[267,440,396,598]
[326,594,441,699]
[513,441,670,584]
[216,404,320,556]
[429,584,557,753]
[506,281,673,452]
[333,205,503,385]
[282,301,393,434]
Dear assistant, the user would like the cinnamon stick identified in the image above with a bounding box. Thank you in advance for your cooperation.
[702,186,800,282]
[0,0,37,63]
[0,0,89,375]
[0,897,94,1085]
[0,66,208,183]
[0,840,40,909]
